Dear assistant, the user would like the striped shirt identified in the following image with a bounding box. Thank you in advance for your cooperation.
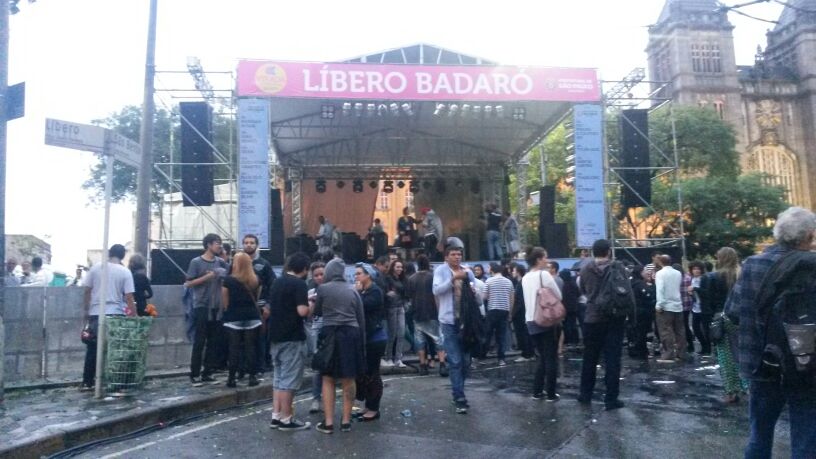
[485,274,514,311]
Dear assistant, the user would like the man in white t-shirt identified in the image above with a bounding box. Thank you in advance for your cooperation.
[80,244,135,390]
[654,254,686,362]
[23,256,53,287]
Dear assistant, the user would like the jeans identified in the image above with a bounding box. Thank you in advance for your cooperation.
[486,230,503,260]
[191,308,221,378]
[745,380,816,459]
[512,308,534,358]
[385,307,406,362]
[227,327,258,378]
[656,310,687,360]
[441,322,470,402]
[531,327,559,397]
[356,340,387,411]
[485,309,509,360]
[691,312,712,355]
[580,319,625,404]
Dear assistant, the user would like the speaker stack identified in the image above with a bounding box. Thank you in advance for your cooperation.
[538,185,569,258]
[620,109,651,208]
[180,102,214,207]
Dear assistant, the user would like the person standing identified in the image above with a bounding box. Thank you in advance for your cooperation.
[5,258,20,286]
[384,259,408,368]
[510,264,535,362]
[577,239,629,411]
[220,252,262,388]
[687,261,710,356]
[484,204,503,261]
[307,261,326,414]
[433,242,476,414]
[727,207,816,458]
[127,254,152,317]
[654,255,686,362]
[521,248,562,401]
[502,211,520,258]
[184,233,228,386]
[396,207,417,253]
[407,255,448,376]
[679,263,696,354]
[420,208,444,261]
[80,244,135,391]
[314,258,366,434]
[316,215,334,255]
[268,252,312,431]
[484,262,514,366]
[559,269,581,347]
[628,265,655,360]
[24,256,53,287]
[353,263,387,421]
[241,234,277,376]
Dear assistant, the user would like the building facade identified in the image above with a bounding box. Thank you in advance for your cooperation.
[648,0,815,209]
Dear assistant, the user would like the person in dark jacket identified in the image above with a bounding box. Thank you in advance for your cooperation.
[509,264,534,361]
[220,252,262,388]
[353,263,387,421]
[628,265,655,359]
[559,269,581,346]
[128,254,153,317]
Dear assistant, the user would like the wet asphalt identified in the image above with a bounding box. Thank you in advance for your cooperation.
[67,351,792,459]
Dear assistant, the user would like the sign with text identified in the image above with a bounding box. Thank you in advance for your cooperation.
[573,104,607,248]
[237,60,600,102]
[237,99,270,247]
[44,118,106,153]
[104,130,141,169]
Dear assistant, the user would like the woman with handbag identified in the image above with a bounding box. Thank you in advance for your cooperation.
[699,247,745,404]
[313,258,366,433]
[353,263,387,421]
[220,252,262,388]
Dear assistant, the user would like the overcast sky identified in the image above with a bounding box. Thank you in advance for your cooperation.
[5,0,784,272]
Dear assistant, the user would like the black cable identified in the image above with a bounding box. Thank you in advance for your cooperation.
[729,7,781,23]
[773,0,816,13]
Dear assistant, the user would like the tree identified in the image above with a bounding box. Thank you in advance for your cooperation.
[82,105,235,204]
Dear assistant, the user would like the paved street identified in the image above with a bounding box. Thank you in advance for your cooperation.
[66,353,791,459]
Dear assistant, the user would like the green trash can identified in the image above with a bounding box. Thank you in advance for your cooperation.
[104,316,153,394]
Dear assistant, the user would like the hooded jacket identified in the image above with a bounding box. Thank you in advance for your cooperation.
[578,258,611,324]
[315,258,365,330]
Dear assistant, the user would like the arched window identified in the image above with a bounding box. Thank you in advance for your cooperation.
[748,146,803,206]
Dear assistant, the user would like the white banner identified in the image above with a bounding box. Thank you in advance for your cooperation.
[573,104,607,248]
[237,99,270,247]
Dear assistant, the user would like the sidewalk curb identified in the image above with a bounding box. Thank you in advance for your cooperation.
[0,383,274,459]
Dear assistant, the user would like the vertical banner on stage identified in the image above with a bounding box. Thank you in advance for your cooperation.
[573,104,607,248]
[238,99,270,247]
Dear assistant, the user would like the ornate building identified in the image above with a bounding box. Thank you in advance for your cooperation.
[647,0,815,209]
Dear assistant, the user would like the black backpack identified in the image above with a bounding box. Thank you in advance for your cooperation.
[589,261,636,319]
[755,251,816,386]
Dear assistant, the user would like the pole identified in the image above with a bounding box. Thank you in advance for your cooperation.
[669,103,687,262]
[94,156,114,399]
[0,0,10,405]
[134,0,158,255]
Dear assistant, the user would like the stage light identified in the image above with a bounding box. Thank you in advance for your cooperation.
[321,104,335,119]
[377,103,388,116]
[354,102,364,116]
[389,103,400,116]
[473,105,482,115]
[484,105,493,116]
[409,181,419,193]
[434,103,446,116]
[342,102,352,116]
[397,180,406,189]
[495,105,505,117]
[448,104,459,117]
[369,180,379,189]
[512,107,526,121]
[383,180,394,193]
[470,179,481,194]
[352,179,364,193]
[401,103,414,116]
[316,179,327,193]
[435,179,446,194]
[461,104,471,117]
[366,103,376,116]
[336,180,345,189]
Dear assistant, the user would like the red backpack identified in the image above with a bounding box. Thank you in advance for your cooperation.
[534,271,566,327]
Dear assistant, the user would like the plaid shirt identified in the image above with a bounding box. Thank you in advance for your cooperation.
[681,273,693,312]
[725,244,790,380]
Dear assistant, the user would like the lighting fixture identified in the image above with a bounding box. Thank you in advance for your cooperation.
[473,105,482,115]
[383,180,394,193]
[369,180,379,189]
[448,104,459,117]
[409,181,419,193]
[461,104,471,117]
[352,179,364,193]
[342,102,352,116]
[366,103,376,116]
[316,179,327,193]
[354,102,364,116]
[389,103,400,116]
[434,103,446,116]
[495,105,504,117]
[377,103,388,116]
[484,105,493,116]
[336,180,345,189]
[321,104,335,119]
[401,103,414,116]
[512,107,526,121]
[397,180,406,189]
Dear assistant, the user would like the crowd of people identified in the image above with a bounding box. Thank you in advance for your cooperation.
[65,205,816,456]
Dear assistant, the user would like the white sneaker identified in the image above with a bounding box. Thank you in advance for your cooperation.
[514,356,532,363]
[380,359,394,368]
[396,360,407,368]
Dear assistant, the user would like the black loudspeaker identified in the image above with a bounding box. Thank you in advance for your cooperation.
[341,233,366,264]
[150,249,202,285]
[285,235,317,259]
[620,109,651,208]
[181,102,214,207]
[372,232,388,260]
[539,186,556,225]
[268,189,284,265]
[540,223,569,258]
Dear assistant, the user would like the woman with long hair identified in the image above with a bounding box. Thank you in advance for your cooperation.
[383,259,408,368]
[128,254,153,317]
[220,252,262,388]
[700,247,745,403]
[353,263,387,421]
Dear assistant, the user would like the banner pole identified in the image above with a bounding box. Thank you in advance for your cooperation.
[94,155,113,399]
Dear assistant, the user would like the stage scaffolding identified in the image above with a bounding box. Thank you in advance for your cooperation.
[601,68,687,262]
[151,62,241,251]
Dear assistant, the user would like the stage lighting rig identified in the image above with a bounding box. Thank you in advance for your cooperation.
[352,179,364,193]
[383,180,395,193]
[316,179,327,193]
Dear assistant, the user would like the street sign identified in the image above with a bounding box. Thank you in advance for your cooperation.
[44,118,105,153]
[105,130,141,169]
[7,82,24,120]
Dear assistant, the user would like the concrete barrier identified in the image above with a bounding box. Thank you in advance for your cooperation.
[3,285,190,383]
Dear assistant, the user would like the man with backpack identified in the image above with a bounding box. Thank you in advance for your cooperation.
[726,207,816,459]
[577,239,634,411]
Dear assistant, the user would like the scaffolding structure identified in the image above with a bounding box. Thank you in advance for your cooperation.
[601,68,687,262]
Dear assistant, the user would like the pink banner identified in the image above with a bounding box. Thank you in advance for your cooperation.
[237,60,600,102]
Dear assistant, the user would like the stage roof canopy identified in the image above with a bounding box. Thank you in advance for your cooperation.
[237,44,600,180]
